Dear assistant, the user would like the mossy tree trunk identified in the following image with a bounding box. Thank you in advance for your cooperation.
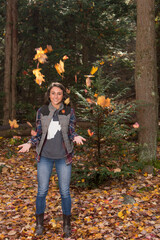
[135,0,159,164]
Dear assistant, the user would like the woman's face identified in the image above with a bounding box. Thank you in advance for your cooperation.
[49,86,63,109]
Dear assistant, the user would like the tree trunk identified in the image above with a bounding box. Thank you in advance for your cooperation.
[11,0,18,120]
[3,0,18,125]
[135,0,158,164]
[3,0,12,125]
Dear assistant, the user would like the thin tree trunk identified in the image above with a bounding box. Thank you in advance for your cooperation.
[135,0,158,164]
[3,0,12,125]
[11,0,18,119]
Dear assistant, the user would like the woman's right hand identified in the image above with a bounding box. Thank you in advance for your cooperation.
[18,143,32,153]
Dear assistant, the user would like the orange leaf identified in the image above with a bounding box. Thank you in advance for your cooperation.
[33,68,45,85]
[90,66,98,75]
[87,129,94,137]
[97,96,106,107]
[133,122,139,128]
[46,45,53,52]
[63,55,69,60]
[54,60,65,76]
[9,119,19,129]
[33,47,48,64]
[97,96,110,108]
[105,98,110,107]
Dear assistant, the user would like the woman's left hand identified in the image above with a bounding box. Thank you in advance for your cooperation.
[73,136,86,145]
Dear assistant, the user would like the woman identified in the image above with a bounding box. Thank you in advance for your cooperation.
[18,82,86,237]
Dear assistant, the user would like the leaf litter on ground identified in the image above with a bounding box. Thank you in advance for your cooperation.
[0,138,160,239]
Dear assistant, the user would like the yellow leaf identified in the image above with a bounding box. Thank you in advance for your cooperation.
[33,68,45,85]
[90,66,98,75]
[64,97,70,105]
[55,60,65,76]
[33,47,48,64]
[81,179,85,182]
[9,119,19,129]
[118,211,124,219]
[63,55,69,60]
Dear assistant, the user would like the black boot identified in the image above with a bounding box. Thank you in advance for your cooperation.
[63,214,71,238]
[35,213,44,235]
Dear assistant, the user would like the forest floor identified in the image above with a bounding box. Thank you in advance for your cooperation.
[0,137,160,240]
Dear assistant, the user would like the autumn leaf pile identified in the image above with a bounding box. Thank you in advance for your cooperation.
[0,138,160,240]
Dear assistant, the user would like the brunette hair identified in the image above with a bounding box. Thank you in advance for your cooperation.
[44,82,69,105]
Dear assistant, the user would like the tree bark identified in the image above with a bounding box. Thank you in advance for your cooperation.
[11,0,18,120]
[3,0,18,125]
[3,0,12,125]
[135,0,158,164]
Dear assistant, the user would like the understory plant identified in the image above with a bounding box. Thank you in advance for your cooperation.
[73,65,137,165]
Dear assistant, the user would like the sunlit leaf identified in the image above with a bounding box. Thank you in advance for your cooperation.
[64,97,70,105]
[54,60,65,76]
[9,119,19,129]
[97,96,110,108]
[33,68,45,85]
[87,129,94,137]
[133,122,139,129]
[63,55,69,60]
[33,47,48,64]
[90,66,98,75]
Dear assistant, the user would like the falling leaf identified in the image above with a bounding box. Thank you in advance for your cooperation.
[87,129,94,137]
[26,121,33,128]
[33,47,48,64]
[133,122,139,129]
[100,61,105,65]
[63,55,69,60]
[33,68,45,85]
[46,45,53,52]
[94,93,98,98]
[9,119,19,129]
[105,98,111,107]
[86,77,92,87]
[90,66,98,75]
[54,60,65,76]
[97,96,106,107]
[97,96,110,108]
[64,98,70,105]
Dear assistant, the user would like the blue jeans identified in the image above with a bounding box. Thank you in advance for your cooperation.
[36,156,72,216]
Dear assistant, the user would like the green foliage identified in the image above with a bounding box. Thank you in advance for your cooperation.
[71,159,141,189]
[73,66,137,164]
